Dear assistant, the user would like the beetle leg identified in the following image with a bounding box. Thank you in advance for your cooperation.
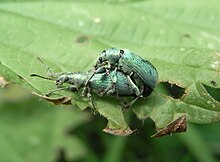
[100,85,115,96]
[37,57,54,75]
[45,85,78,96]
[36,57,68,79]
[122,76,144,108]
[81,87,87,97]
[99,86,111,96]
[129,71,134,77]
[127,75,141,97]
[110,67,117,83]
[99,67,118,96]
[86,86,97,113]
[106,67,117,95]
[87,92,95,111]
[84,66,106,87]
[122,97,140,109]
[49,72,71,79]
[115,90,122,104]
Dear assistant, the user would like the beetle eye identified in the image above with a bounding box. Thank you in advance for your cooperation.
[64,77,69,82]
[56,80,60,85]
[120,49,124,54]
[99,57,102,63]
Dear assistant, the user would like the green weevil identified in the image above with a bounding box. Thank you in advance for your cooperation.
[85,47,158,96]
[31,58,144,108]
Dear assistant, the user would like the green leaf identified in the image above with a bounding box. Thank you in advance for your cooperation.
[0,0,220,136]
[133,48,220,128]
[0,87,90,162]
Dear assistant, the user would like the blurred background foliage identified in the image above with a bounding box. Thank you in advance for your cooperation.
[1,85,220,162]
[0,0,220,162]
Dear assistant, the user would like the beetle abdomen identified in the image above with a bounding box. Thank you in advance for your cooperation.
[119,50,158,88]
[89,71,136,96]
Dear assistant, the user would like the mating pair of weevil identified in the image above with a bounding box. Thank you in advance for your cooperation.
[31,47,158,109]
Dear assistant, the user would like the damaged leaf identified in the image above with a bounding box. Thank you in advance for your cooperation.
[103,122,134,136]
[94,97,133,135]
[32,92,72,105]
[0,1,220,136]
[151,115,187,138]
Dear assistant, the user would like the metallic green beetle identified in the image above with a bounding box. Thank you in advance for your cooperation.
[86,47,158,96]
[31,59,143,108]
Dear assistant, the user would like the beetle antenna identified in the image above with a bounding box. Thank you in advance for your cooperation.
[37,57,54,75]
[30,74,54,81]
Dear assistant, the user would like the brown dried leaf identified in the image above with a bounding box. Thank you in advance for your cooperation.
[32,92,72,105]
[151,115,187,138]
[103,127,134,136]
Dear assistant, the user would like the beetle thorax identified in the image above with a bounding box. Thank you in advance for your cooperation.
[100,47,121,64]
[70,72,88,87]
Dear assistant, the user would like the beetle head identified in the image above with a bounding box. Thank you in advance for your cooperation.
[56,75,69,86]
[96,47,124,66]
[56,72,87,89]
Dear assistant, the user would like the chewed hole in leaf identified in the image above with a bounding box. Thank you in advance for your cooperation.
[203,84,220,102]
[210,80,217,87]
[155,81,186,99]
